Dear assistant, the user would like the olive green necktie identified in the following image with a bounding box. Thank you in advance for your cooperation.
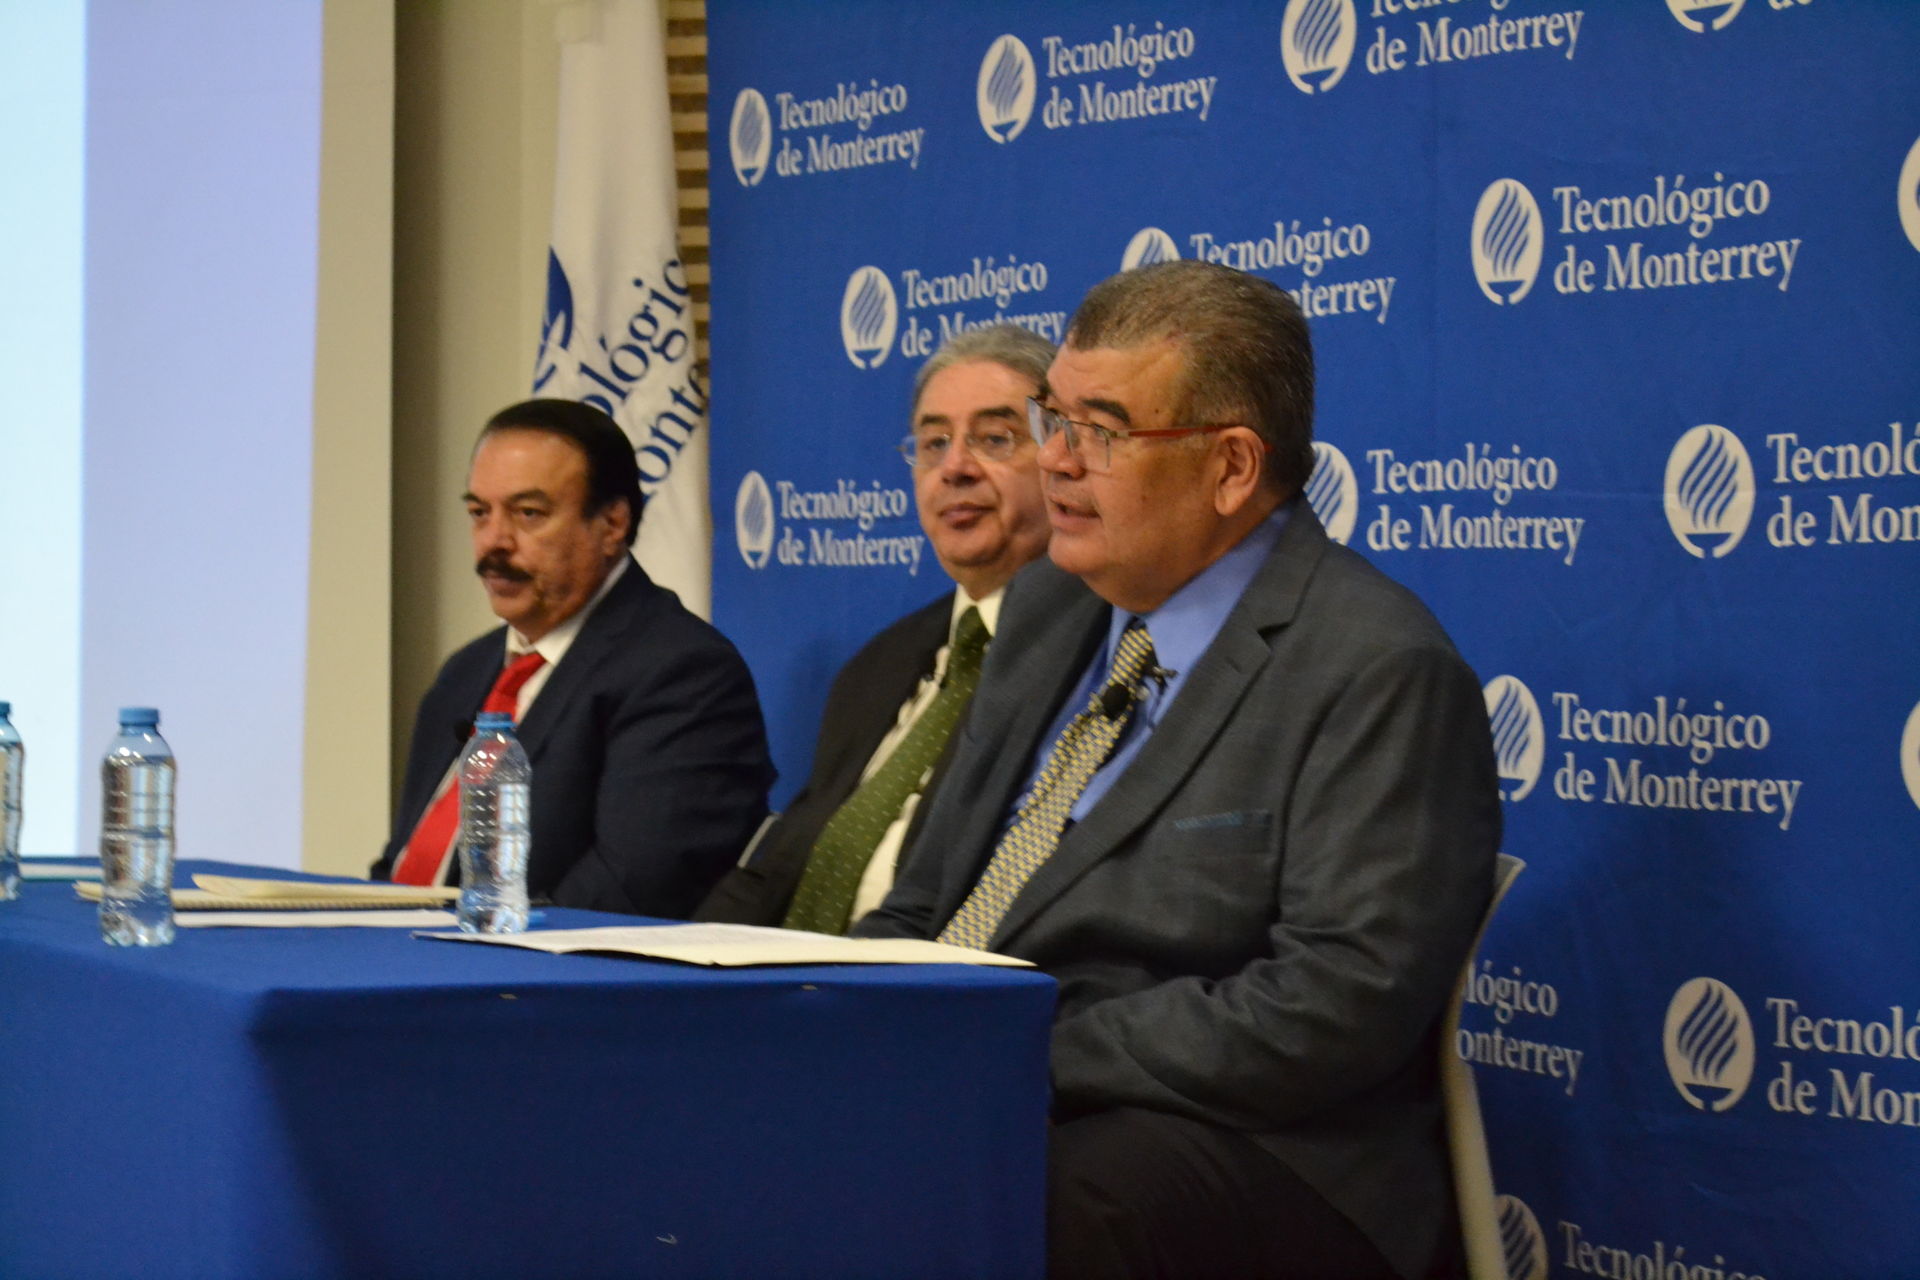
[783,607,990,934]
[938,621,1156,950]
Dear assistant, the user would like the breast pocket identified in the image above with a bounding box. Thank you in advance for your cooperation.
[1168,808,1275,843]
[1095,810,1280,968]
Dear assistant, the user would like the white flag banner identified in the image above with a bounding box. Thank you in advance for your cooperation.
[535,0,710,616]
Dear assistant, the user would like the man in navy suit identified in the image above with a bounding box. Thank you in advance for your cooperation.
[373,399,772,917]
[860,263,1499,1279]
[697,324,1054,932]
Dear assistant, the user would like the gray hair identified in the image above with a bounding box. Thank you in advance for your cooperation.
[910,323,1058,418]
[1063,260,1314,494]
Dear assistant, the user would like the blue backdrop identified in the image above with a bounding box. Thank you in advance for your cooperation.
[708,4,1920,1274]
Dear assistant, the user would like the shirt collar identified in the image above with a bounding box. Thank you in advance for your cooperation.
[1103,502,1292,678]
[950,583,1006,642]
[506,554,630,665]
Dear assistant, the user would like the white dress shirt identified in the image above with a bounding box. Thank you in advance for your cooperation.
[848,585,1004,921]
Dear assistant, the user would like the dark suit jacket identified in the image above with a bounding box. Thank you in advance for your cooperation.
[373,563,774,917]
[694,593,956,926]
[860,508,1500,1280]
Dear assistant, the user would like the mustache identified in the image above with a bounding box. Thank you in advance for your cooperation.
[475,553,532,583]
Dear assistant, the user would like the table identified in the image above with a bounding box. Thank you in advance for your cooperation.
[0,864,1056,1280]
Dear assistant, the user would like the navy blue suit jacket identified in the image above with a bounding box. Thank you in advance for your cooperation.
[374,564,774,917]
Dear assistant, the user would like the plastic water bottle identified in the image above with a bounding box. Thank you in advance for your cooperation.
[456,711,531,934]
[99,707,176,946]
[0,702,21,902]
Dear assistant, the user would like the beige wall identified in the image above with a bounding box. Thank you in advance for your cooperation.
[383,1,559,847]
[303,0,398,876]
[305,0,562,872]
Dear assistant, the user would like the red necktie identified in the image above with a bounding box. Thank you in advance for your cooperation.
[390,651,547,886]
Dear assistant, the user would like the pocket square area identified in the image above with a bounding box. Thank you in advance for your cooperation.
[1171,809,1270,832]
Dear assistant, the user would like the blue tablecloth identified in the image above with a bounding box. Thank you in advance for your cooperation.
[0,864,1056,1280]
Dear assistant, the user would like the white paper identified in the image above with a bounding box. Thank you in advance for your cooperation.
[415,922,1035,968]
[20,860,100,881]
[177,909,459,929]
[192,874,459,903]
[74,877,457,911]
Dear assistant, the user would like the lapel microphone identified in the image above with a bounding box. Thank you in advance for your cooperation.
[1096,665,1180,719]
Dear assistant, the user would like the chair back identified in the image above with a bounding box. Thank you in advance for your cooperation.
[1444,852,1525,1280]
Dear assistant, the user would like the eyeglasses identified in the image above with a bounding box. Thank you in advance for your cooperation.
[1025,398,1241,472]
[897,427,1026,470]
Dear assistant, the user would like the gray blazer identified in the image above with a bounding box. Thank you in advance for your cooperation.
[860,505,1500,1280]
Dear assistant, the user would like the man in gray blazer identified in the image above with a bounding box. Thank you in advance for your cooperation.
[859,261,1499,1280]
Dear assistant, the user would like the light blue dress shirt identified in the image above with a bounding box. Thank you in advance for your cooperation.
[1007,502,1293,828]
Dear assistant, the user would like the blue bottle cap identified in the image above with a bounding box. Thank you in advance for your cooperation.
[473,712,514,731]
[0,701,10,718]
[118,707,161,728]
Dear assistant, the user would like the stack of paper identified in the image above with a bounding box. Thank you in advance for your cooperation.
[75,875,457,912]
[20,860,101,881]
[177,909,458,929]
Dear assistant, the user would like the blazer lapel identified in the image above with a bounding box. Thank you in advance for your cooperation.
[929,579,1107,919]
[822,596,952,796]
[513,566,649,764]
[452,637,507,726]
[989,511,1331,947]
[426,637,510,789]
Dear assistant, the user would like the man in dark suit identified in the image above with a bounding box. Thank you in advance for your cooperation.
[373,399,773,917]
[859,263,1500,1280]
[696,325,1054,933]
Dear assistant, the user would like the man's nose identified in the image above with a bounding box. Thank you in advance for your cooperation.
[474,509,515,550]
[936,437,985,481]
[1038,428,1081,476]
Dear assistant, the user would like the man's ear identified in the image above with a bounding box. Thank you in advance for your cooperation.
[1212,428,1268,518]
[599,497,634,554]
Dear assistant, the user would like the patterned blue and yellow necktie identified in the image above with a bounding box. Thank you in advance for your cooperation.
[938,621,1156,950]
